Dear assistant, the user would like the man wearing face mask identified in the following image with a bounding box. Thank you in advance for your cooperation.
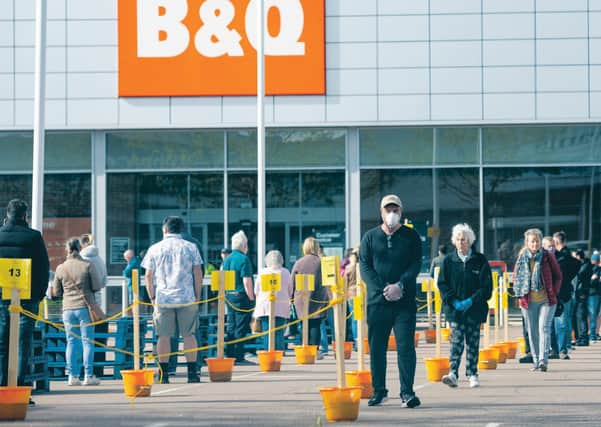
[359,195,422,408]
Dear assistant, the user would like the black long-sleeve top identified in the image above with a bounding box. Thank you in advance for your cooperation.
[359,225,422,308]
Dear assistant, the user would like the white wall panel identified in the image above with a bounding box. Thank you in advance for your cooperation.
[377,0,428,15]
[483,40,534,66]
[0,101,13,126]
[274,96,326,123]
[222,97,275,124]
[0,75,12,98]
[591,0,601,10]
[68,46,117,72]
[48,0,66,20]
[483,14,534,39]
[536,12,587,39]
[326,69,377,95]
[483,93,535,120]
[483,0,534,13]
[119,98,170,126]
[67,0,117,20]
[67,21,117,46]
[589,12,601,37]
[15,47,66,72]
[430,0,481,13]
[484,67,535,92]
[589,65,601,90]
[589,39,601,64]
[378,15,428,42]
[14,0,34,20]
[431,41,481,67]
[326,96,377,122]
[14,99,32,126]
[326,0,376,16]
[379,69,429,94]
[378,95,429,121]
[45,99,66,126]
[536,0,587,12]
[5,0,13,19]
[430,15,480,41]
[537,39,588,65]
[67,99,118,125]
[326,43,377,69]
[379,42,429,68]
[431,68,481,94]
[431,94,481,120]
[326,17,376,43]
[68,73,116,98]
[14,20,65,47]
[0,22,13,47]
[589,92,601,117]
[15,73,65,99]
[170,97,223,125]
[537,66,587,92]
[537,92,588,119]
[0,48,13,73]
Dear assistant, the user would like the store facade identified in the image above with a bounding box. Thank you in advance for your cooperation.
[1,1,601,310]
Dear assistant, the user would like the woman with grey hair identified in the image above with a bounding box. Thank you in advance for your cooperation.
[513,228,561,372]
[438,223,492,388]
[253,250,294,352]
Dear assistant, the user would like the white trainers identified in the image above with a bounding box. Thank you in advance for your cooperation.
[83,375,101,386]
[316,351,325,360]
[469,375,480,388]
[67,376,81,386]
[442,372,458,388]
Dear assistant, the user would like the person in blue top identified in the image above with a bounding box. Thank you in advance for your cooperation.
[223,230,255,365]
[123,249,142,305]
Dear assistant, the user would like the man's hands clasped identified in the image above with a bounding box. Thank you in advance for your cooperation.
[453,297,473,312]
[383,282,404,302]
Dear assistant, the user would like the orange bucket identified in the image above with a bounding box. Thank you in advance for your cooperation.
[424,357,450,382]
[441,328,451,342]
[294,345,317,365]
[206,357,235,382]
[387,334,396,351]
[121,369,154,397]
[414,332,420,347]
[257,350,284,372]
[345,370,373,399]
[503,341,519,359]
[491,343,508,363]
[319,386,361,422]
[478,348,498,370]
[425,329,436,343]
[0,386,31,421]
[332,341,353,359]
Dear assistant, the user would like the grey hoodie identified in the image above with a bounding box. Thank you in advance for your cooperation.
[80,245,107,289]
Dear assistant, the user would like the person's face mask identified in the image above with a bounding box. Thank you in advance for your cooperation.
[385,211,400,228]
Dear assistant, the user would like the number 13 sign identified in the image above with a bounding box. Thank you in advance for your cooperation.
[0,258,32,300]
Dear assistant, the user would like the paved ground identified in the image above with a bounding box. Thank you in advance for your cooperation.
[11,325,601,427]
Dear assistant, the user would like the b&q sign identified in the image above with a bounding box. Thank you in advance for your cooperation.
[119,0,325,96]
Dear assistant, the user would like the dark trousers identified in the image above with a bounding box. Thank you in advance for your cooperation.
[308,318,322,346]
[0,300,38,386]
[449,317,481,377]
[575,296,589,342]
[225,293,253,361]
[521,315,531,354]
[367,304,416,400]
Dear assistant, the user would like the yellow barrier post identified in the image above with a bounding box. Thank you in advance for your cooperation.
[295,274,314,347]
[492,272,499,344]
[132,269,140,370]
[257,273,283,372]
[0,258,32,420]
[423,266,450,382]
[355,265,366,372]
[502,275,509,343]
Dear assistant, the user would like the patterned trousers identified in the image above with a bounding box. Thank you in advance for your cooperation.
[449,317,481,378]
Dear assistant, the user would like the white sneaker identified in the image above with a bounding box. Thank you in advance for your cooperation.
[316,351,325,360]
[83,375,100,386]
[442,372,458,388]
[469,375,480,388]
[67,376,81,386]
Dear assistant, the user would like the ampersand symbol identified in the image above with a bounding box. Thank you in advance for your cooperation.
[195,0,243,57]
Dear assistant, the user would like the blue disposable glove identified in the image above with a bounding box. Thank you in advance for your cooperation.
[462,297,473,311]
[452,300,462,311]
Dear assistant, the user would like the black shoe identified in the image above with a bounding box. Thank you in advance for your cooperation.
[367,390,388,406]
[576,340,589,347]
[548,352,560,360]
[519,354,533,363]
[187,374,200,383]
[559,352,570,360]
[160,375,170,384]
[538,363,547,372]
[28,398,35,406]
[235,358,257,366]
[401,395,421,409]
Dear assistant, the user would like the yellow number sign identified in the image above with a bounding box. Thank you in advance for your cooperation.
[421,278,432,293]
[260,273,281,293]
[353,295,364,321]
[295,274,315,291]
[211,270,235,291]
[0,258,32,300]
[320,256,339,287]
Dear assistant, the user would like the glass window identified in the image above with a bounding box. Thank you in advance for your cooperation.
[46,132,91,171]
[228,172,257,268]
[0,133,33,171]
[106,130,224,169]
[106,173,224,276]
[483,167,601,269]
[436,128,479,165]
[360,128,433,166]
[227,130,257,168]
[266,129,346,168]
[483,126,601,164]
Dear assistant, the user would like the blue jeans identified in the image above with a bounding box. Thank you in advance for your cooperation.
[588,295,601,337]
[63,307,95,378]
[554,297,574,353]
[522,301,556,366]
[259,316,286,351]
[0,300,38,386]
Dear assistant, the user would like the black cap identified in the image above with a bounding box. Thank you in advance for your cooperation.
[221,247,231,254]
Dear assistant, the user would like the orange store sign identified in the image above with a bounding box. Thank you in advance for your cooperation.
[118,0,325,96]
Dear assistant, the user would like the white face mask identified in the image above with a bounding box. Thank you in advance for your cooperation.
[385,211,400,228]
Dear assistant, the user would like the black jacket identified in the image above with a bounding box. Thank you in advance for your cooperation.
[554,247,580,302]
[438,250,493,323]
[0,218,50,302]
[575,260,593,299]
[591,265,601,296]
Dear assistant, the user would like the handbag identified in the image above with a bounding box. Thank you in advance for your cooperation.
[85,298,107,323]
